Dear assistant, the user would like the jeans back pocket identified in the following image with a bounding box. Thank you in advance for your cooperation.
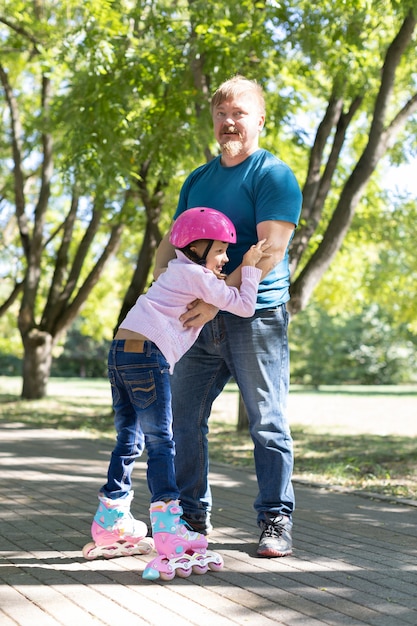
[122,369,157,409]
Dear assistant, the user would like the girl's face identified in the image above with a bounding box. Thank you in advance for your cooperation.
[191,240,229,278]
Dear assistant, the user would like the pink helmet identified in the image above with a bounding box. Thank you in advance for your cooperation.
[169,207,237,249]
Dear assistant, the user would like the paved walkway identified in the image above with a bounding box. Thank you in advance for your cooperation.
[1,422,416,626]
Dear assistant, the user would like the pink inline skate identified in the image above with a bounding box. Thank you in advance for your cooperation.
[142,500,223,581]
[83,491,154,560]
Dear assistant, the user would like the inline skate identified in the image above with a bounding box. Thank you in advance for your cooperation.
[83,491,154,560]
[142,499,223,581]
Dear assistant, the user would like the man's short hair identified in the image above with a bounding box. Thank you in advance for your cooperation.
[210,75,265,115]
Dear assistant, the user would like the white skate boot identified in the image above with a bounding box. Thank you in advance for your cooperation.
[83,491,154,559]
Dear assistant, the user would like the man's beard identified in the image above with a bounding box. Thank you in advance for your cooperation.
[221,139,243,158]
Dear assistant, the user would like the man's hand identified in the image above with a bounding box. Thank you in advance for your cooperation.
[179,299,219,328]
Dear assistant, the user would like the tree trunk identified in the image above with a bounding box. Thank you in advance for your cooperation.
[115,217,161,331]
[21,329,54,399]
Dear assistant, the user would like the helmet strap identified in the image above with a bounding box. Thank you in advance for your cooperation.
[182,240,213,266]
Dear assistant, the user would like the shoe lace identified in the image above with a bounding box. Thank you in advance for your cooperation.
[261,516,285,539]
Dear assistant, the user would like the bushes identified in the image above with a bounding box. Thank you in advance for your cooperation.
[2,304,416,385]
[51,328,110,378]
[289,304,417,386]
[0,353,21,376]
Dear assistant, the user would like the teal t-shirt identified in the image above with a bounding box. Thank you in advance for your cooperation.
[174,149,302,308]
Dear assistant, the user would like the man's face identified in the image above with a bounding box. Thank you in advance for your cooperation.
[212,93,265,159]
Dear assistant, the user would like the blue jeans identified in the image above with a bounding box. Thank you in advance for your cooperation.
[102,340,179,503]
[171,305,295,527]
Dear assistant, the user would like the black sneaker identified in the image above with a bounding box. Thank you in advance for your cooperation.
[181,512,213,536]
[257,514,293,557]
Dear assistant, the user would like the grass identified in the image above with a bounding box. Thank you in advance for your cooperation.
[208,422,417,500]
[1,376,417,501]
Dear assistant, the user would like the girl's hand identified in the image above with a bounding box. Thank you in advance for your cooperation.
[242,239,272,267]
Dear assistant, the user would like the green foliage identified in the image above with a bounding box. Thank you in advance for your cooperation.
[1,0,416,390]
[0,307,22,358]
[0,352,21,375]
[272,0,410,99]
[359,194,417,331]
[76,263,126,340]
[51,323,110,377]
[290,303,417,386]
[305,189,417,337]
[53,0,284,186]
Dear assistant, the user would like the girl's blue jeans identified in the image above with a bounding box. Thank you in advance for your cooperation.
[101,340,179,503]
[171,305,295,526]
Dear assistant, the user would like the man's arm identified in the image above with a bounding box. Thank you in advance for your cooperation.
[153,227,175,280]
[181,220,295,327]
[256,219,295,278]
[225,219,295,288]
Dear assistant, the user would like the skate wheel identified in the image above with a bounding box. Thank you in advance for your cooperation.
[192,564,208,575]
[159,570,176,581]
[208,560,224,572]
[82,542,97,560]
[176,565,193,578]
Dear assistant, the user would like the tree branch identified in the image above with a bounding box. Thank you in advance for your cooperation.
[289,9,417,313]
[290,95,362,275]
[0,63,29,257]
[0,280,24,317]
[19,74,53,333]
[54,222,124,335]
[41,190,80,325]
[0,16,41,54]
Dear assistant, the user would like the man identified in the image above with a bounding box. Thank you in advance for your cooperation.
[154,75,302,557]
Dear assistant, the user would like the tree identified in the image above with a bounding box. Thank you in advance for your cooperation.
[1,0,416,402]
[132,1,417,426]
[1,0,268,397]
[115,0,417,322]
[281,2,417,312]
[167,1,417,427]
[0,3,134,398]
[115,0,280,321]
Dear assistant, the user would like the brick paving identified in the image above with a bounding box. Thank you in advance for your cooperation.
[1,422,416,626]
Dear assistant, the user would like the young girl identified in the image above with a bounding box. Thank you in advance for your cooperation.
[83,207,269,581]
